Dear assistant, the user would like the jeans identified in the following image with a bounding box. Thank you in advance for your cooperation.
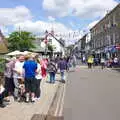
[60,70,65,81]
[49,72,55,83]
[13,78,19,98]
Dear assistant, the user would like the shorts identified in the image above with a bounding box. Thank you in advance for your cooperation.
[25,77,36,93]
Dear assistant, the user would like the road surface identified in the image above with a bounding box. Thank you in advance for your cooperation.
[64,67,120,120]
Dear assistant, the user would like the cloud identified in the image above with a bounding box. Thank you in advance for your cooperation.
[42,0,118,18]
[0,6,32,26]
[0,26,9,35]
[48,16,56,21]
[69,21,75,28]
[87,20,99,29]
[43,0,70,17]
[14,20,83,45]
[14,20,72,34]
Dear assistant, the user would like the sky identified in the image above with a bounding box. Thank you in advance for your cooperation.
[0,0,119,44]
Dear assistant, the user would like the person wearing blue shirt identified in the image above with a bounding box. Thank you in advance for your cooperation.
[23,55,37,102]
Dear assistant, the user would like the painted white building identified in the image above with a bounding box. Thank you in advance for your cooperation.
[32,33,65,56]
[47,34,65,56]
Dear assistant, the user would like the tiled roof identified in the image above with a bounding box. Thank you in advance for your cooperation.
[0,31,8,54]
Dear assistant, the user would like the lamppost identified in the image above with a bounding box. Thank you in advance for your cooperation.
[44,30,48,55]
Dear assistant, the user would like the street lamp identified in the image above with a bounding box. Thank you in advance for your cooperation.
[44,30,48,55]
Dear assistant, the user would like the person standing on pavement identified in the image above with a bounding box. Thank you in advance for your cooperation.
[87,56,94,69]
[35,58,42,100]
[66,56,70,72]
[72,55,77,68]
[4,58,15,102]
[101,57,105,69]
[57,57,67,83]
[0,83,6,108]
[47,58,57,84]
[113,56,119,67]
[23,55,37,102]
[41,57,47,79]
[13,56,24,101]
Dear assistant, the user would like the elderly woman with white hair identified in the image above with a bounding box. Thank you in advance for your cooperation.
[13,55,25,101]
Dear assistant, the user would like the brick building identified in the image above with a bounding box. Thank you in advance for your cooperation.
[90,4,120,59]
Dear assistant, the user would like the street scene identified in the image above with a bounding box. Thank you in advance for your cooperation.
[0,0,120,120]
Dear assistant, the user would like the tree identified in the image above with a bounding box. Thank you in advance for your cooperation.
[47,44,54,57]
[47,44,54,52]
[7,31,36,51]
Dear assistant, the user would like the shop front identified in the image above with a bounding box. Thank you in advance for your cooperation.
[104,45,117,59]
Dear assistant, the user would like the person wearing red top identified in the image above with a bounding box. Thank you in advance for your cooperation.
[41,58,48,78]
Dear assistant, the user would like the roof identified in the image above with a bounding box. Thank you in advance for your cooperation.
[48,33,65,47]
[90,3,120,31]
[0,43,8,54]
[0,30,8,54]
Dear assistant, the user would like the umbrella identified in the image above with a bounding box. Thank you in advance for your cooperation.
[6,50,22,56]
[21,51,32,55]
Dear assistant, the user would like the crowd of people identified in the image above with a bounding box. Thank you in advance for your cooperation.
[2,52,118,108]
[82,55,120,69]
[0,54,75,108]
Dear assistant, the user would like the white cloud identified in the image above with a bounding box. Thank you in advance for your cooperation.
[0,6,32,26]
[43,0,70,17]
[69,21,75,27]
[87,20,99,30]
[43,0,118,18]
[1,27,9,35]
[14,20,83,45]
[48,16,56,21]
[14,20,72,34]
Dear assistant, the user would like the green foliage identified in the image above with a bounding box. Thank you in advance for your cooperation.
[7,31,36,51]
[47,44,54,52]
[0,58,5,73]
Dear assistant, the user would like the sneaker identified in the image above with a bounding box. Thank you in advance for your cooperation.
[31,99,35,103]
[31,98,35,103]
[25,97,29,103]
[34,97,37,101]
[37,97,41,101]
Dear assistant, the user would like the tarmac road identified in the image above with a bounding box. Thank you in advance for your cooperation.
[63,67,120,120]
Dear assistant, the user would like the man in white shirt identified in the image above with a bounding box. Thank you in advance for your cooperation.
[13,56,24,101]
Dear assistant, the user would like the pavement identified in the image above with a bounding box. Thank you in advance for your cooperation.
[0,74,65,120]
[64,65,120,120]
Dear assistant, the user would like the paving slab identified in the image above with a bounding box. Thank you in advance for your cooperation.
[0,74,61,120]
